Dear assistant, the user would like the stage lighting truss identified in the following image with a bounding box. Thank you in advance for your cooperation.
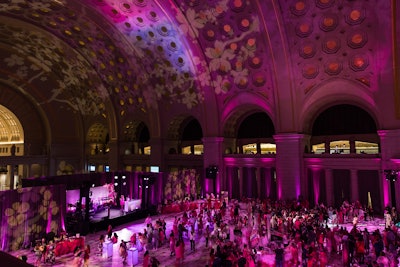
[142,176,155,187]
[384,169,399,182]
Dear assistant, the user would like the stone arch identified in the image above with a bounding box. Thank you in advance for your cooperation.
[122,120,150,142]
[167,114,203,154]
[300,79,379,134]
[222,92,274,137]
[0,82,48,155]
[223,106,274,138]
[167,114,202,140]
[86,123,109,155]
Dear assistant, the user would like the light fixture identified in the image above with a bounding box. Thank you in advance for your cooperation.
[384,170,398,182]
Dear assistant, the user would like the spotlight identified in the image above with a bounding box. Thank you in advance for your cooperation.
[122,175,126,179]
[114,182,118,186]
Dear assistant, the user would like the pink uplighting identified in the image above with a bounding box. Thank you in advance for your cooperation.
[382,174,390,207]
[312,169,320,205]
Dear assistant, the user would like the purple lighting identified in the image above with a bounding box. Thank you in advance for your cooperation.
[312,169,320,205]
[382,174,390,207]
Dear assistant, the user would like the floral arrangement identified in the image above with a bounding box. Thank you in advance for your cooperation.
[164,168,200,201]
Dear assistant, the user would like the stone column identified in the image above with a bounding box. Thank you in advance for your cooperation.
[9,164,14,190]
[264,168,272,198]
[149,138,165,171]
[256,167,261,198]
[325,169,334,207]
[325,140,330,154]
[239,167,243,199]
[202,137,224,193]
[350,169,359,203]
[311,168,320,206]
[274,134,306,200]
[378,129,400,209]
[350,137,356,154]
[132,142,139,154]
[107,140,121,171]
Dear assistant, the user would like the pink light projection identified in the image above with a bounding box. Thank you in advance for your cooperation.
[265,169,271,198]
[215,176,220,195]
[382,174,390,207]
[277,171,282,200]
[312,169,320,205]
[87,0,203,110]
[224,157,275,165]
[222,92,273,123]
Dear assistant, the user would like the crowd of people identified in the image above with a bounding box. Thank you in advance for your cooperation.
[110,197,400,267]
[32,235,90,267]
[27,196,400,267]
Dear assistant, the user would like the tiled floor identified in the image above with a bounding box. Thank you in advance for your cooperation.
[8,209,387,267]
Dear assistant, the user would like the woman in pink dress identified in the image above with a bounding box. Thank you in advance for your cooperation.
[143,250,150,267]
[169,231,176,256]
[319,247,328,267]
[175,239,184,266]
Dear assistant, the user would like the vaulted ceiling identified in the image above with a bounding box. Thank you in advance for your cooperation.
[0,0,392,131]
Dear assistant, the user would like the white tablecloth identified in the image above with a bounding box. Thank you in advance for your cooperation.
[124,199,141,212]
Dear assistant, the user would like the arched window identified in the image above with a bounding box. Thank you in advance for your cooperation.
[311,104,378,154]
[237,112,275,154]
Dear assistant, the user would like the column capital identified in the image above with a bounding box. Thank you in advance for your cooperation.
[201,137,224,144]
[378,129,400,138]
[273,133,305,142]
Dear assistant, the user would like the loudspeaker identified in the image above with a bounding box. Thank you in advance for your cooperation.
[206,166,218,179]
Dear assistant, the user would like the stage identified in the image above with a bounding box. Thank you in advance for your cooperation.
[88,206,157,233]
[90,206,144,223]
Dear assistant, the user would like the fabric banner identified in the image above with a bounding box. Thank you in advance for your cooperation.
[0,185,66,251]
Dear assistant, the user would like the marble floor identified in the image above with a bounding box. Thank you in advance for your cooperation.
[8,210,388,267]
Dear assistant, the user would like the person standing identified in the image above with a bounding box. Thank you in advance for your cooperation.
[150,256,160,267]
[34,242,43,267]
[98,234,105,257]
[175,239,184,266]
[119,240,128,263]
[83,244,90,267]
[189,229,195,252]
[107,224,113,240]
[143,250,150,267]
[169,231,176,256]
[363,228,370,255]
[209,248,216,267]
[204,225,210,248]
[274,243,284,267]
[72,246,83,267]
[152,228,159,251]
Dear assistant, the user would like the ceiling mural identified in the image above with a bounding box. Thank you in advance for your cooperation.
[0,0,388,118]
[0,0,275,117]
[0,21,108,115]
[168,0,273,102]
[89,0,273,108]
